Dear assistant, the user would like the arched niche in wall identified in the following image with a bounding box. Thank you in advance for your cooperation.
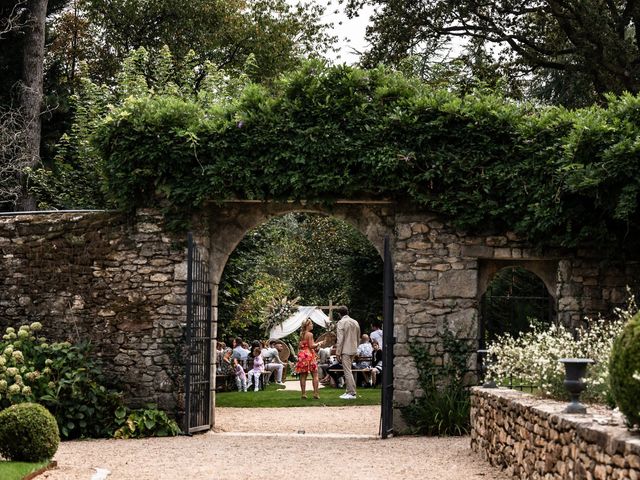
[478,259,558,347]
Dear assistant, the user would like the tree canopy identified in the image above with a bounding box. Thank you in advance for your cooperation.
[348,0,640,106]
[0,0,336,209]
[218,213,382,342]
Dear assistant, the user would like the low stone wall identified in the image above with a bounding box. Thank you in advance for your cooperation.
[471,387,640,480]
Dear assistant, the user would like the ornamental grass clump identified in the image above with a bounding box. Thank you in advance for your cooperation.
[0,402,60,461]
[609,311,640,428]
[487,298,634,404]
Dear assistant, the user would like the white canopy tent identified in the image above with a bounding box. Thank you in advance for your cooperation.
[268,306,332,339]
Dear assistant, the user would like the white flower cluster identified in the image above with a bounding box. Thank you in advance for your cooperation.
[0,323,56,405]
[487,299,633,404]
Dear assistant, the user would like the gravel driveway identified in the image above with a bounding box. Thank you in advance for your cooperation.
[41,406,509,480]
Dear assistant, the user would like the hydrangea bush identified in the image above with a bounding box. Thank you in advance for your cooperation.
[0,322,122,438]
[0,322,54,408]
[0,322,180,439]
[487,297,636,405]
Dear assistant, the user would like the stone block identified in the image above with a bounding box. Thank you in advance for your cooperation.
[461,245,494,258]
[486,236,508,247]
[434,269,478,298]
[150,273,170,282]
[445,309,478,338]
[396,224,412,240]
[396,282,430,299]
[411,222,430,234]
[407,241,430,250]
[494,247,512,258]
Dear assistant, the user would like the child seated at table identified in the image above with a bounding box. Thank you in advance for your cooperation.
[233,358,247,392]
[247,345,264,391]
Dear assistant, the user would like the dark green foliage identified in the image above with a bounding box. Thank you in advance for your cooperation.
[218,213,382,342]
[609,312,640,428]
[0,324,179,440]
[113,403,180,438]
[95,62,640,251]
[0,325,122,439]
[0,403,60,462]
[39,341,123,439]
[401,331,472,436]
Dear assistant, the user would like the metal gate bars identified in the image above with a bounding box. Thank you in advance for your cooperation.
[184,232,212,433]
[380,236,395,439]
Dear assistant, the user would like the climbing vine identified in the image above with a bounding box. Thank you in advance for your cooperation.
[92,59,640,250]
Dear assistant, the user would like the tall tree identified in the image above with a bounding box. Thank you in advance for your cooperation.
[348,0,640,105]
[0,0,66,210]
[19,0,48,210]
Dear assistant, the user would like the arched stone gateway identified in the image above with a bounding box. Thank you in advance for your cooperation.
[0,206,639,433]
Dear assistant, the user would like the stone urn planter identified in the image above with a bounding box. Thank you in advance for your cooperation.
[559,358,594,414]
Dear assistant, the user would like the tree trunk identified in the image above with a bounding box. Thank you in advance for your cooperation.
[18,0,48,211]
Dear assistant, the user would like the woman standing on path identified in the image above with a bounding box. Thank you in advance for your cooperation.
[295,319,323,399]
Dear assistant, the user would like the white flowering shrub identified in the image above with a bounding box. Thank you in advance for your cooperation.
[487,297,635,405]
[0,323,53,408]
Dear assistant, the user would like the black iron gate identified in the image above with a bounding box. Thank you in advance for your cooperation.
[479,266,555,348]
[380,236,395,439]
[184,232,212,434]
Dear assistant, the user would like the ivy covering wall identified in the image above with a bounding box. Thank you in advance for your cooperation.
[94,61,640,250]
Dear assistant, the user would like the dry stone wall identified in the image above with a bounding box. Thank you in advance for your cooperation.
[471,387,640,480]
[0,210,190,413]
[0,205,638,431]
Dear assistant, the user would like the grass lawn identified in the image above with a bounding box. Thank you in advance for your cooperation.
[216,384,382,408]
[0,460,51,480]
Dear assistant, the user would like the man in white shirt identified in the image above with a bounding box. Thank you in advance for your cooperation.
[370,321,383,349]
[262,341,285,384]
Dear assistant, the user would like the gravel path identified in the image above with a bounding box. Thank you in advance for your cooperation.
[41,406,510,480]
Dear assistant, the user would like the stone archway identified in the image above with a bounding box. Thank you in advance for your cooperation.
[201,200,395,426]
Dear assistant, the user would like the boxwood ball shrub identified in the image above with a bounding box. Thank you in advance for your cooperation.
[609,311,640,428]
[0,403,60,461]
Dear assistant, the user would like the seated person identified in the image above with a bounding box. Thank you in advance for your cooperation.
[317,345,332,382]
[231,337,250,369]
[262,340,285,384]
[353,334,373,386]
[247,345,265,391]
[325,346,344,388]
[370,340,383,386]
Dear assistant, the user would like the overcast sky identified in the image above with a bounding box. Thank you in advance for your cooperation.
[315,1,377,65]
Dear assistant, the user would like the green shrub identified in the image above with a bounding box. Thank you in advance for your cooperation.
[401,330,472,436]
[113,404,180,438]
[0,324,122,439]
[609,311,640,428]
[0,403,60,461]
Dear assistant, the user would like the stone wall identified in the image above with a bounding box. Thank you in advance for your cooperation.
[389,212,640,423]
[0,210,189,413]
[471,387,640,480]
[1,205,639,432]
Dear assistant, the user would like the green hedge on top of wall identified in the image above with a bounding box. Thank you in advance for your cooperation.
[95,62,640,250]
